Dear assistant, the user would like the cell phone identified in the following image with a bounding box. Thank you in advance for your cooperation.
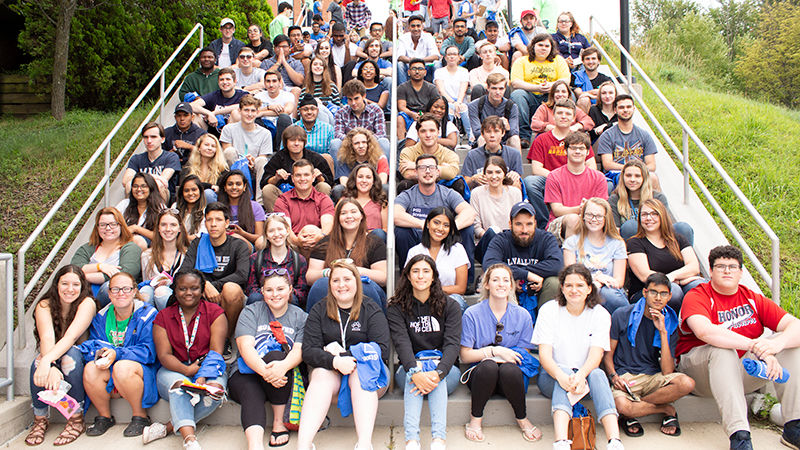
[227,224,236,231]
[623,381,640,401]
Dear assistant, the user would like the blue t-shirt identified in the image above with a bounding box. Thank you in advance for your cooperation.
[395,184,465,221]
[610,305,678,376]
[365,82,389,113]
[127,151,182,198]
[596,124,658,168]
[200,89,247,111]
[460,145,524,179]
[562,235,626,279]
[461,299,534,351]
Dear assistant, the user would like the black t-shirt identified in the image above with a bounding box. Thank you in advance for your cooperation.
[246,39,274,60]
[571,71,612,90]
[610,304,678,375]
[309,233,386,269]
[397,81,439,114]
[626,233,691,299]
[588,105,618,143]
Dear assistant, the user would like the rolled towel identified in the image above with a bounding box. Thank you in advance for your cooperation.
[742,357,790,383]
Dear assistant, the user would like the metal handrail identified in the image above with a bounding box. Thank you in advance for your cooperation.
[588,16,781,303]
[15,23,205,343]
[0,254,13,400]
[386,11,399,387]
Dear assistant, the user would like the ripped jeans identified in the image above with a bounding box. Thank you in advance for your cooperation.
[30,346,85,416]
[156,367,228,432]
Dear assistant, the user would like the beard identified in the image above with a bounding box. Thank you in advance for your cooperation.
[512,231,534,248]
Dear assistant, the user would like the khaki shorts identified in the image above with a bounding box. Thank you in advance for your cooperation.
[546,216,566,244]
[612,372,683,401]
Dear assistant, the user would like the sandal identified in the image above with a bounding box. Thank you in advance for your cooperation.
[464,424,485,442]
[269,430,290,447]
[520,425,542,442]
[86,415,115,437]
[53,415,85,446]
[24,416,48,446]
[661,414,682,436]
[620,415,644,437]
[123,415,151,437]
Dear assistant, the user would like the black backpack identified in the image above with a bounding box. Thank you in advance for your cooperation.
[477,94,514,122]
[254,248,301,287]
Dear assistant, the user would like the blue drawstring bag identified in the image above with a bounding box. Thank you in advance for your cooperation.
[518,283,538,324]
[183,92,199,102]
[230,158,255,198]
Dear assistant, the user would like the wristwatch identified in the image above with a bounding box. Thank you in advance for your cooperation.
[408,366,422,375]
[607,372,617,381]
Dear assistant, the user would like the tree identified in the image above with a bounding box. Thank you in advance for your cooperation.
[631,0,700,39]
[708,0,761,58]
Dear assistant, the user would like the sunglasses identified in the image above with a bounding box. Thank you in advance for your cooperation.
[494,322,504,345]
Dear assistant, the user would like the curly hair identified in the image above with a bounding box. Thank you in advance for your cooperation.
[556,264,602,308]
[390,254,448,318]
[187,134,228,185]
[124,172,165,231]
[34,265,92,346]
[343,163,387,207]
[337,127,383,168]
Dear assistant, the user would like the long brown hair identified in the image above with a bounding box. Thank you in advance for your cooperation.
[34,265,92,346]
[217,170,256,233]
[325,260,364,322]
[90,207,134,246]
[325,198,368,268]
[390,254,448,318]
[614,159,654,221]
[304,56,334,97]
[545,80,572,109]
[634,198,682,260]
[344,163,387,207]
[146,209,189,275]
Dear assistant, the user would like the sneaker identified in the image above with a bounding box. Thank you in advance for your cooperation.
[430,439,446,450]
[553,440,572,450]
[405,440,421,450]
[607,438,625,450]
[183,436,202,450]
[782,420,800,450]
[142,422,168,444]
[730,430,753,450]
[223,339,233,361]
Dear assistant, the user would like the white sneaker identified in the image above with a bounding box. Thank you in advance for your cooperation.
[405,441,421,450]
[553,440,572,450]
[607,438,624,450]
[430,439,446,450]
[141,422,167,444]
[183,437,202,450]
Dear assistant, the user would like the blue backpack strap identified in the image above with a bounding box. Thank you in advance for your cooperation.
[508,27,529,46]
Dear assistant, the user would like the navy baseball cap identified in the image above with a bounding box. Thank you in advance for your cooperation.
[510,201,536,218]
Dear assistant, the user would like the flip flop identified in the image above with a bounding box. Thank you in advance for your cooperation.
[520,425,542,442]
[464,424,485,442]
[661,414,681,437]
[269,430,290,447]
[619,415,644,437]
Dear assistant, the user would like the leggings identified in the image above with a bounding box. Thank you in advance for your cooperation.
[228,351,292,430]
[466,359,526,419]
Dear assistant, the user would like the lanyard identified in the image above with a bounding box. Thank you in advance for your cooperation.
[338,308,351,349]
[179,307,201,362]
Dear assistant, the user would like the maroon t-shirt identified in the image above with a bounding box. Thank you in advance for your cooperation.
[154,300,226,364]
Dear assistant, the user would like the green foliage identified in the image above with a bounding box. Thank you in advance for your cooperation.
[631,0,700,38]
[708,0,761,58]
[735,2,800,108]
[11,0,273,111]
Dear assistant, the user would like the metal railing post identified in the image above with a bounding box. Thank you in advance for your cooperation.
[159,72,166,125]
[682,129,689,205]
[104,142,111,207]
[15,252,24,348]
[772,240,781,304]
[3,255,13,400]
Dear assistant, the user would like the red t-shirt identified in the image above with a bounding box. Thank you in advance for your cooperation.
[430,0,452,19]
[527,131,595,171]
[543,165,608,223]
[404,0,421,12]
[153,300,226,364]
[274,188,336,234]
[676,283,787,358]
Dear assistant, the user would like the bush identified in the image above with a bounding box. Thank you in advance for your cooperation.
[11,0,273,111]
[735,2,800,108]
[632,0,700,39]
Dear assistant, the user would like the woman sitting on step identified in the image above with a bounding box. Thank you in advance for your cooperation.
[142,270,228,449]
[26,265,96,446]
[184,134,229,204]
[139,208,189,310]
[116,172,167,250]
[173,175,208,242]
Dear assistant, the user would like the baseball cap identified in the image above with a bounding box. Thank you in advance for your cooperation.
[521,10,536,19]
[220,18,235,28]
[174,102,193,114]
[510,201,536,218]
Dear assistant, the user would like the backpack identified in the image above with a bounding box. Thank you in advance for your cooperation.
[477,95,514,122]
[254,248,301,288]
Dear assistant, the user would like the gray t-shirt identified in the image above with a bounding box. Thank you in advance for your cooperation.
[562,235,627,278]
[397,81,439,114]
[327,1,344,24]
[234,67,267,89]
[233,302,308,372]
[219,122,273,158]
[596,124,658,167]
[395,184,466,221]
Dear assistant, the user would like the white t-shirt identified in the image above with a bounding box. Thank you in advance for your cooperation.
[254,90,296,124]
[405,242,470,288]
[531,300,611,369]
[234,67,267,89]
[331,42,359,67]
[114,199,147,226]
[468,64,509,88]
[219,122,273,157]
[433,66,470,105]
[219,43,232,68]
[405,120,458,143]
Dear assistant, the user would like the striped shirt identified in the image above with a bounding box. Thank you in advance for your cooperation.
[300,81,342,106]
[292,119,334,155]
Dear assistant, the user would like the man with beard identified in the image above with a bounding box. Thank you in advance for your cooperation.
[571,47,612,114]
[482,201,562,306]
[397,15,440,84]
[439,18,475,64]
[509,9,547,64]
[179,47,220,101]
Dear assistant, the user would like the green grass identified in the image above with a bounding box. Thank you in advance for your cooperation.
[633,63,800,315]
[0,106,151,301]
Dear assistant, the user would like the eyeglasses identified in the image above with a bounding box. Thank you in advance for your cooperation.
[584,213,605,222]
[238,54,253,59]
[131,184,149,191]
[416,164,437,172]
[494,322,504,344]
[109,286,135,294]
[98,222,120,230]
[644,289,670,300]
[713,263,741,272]
[640,211,660,219]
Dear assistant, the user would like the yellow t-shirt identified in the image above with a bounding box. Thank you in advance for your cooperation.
[510,55,570,84]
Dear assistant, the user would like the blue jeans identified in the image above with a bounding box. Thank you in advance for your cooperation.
[448,294,467,313]
[509,90,547,142]
[600,286,630,315]
[620,220,695,245]
[203,188,218,204]
[395,365,461,441]
[537,366,617,421]
[305,277,387,313]
[30,346,85,416]
[93,281,110,308]
[156,367,227,432]
[630,278,706,314]
[522,176,549,228]
[139,285,172,310]
[369,228,387,242]
[475,228,497,264]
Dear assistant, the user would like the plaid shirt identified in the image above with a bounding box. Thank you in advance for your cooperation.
[245,248,310,306]
[292,119,334,155]
[333,103,386,140]
[345,3,371,30]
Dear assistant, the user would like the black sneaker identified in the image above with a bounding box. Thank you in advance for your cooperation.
[782,419,800,449]
[223,339,233,361]
[730,430,753,450]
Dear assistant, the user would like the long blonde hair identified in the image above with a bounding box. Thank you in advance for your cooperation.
[615,159,655,221]
[575,198,622,261]
[479,264,518,305]
[187,134,228,185]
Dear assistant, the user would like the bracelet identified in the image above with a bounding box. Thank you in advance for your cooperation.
[490,347,495,357]
[96,263,101,272]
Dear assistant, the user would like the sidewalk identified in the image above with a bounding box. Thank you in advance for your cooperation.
[4,423,782,449]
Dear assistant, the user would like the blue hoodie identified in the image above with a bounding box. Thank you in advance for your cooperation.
[78,300,160,410]
[482,229,563,284]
